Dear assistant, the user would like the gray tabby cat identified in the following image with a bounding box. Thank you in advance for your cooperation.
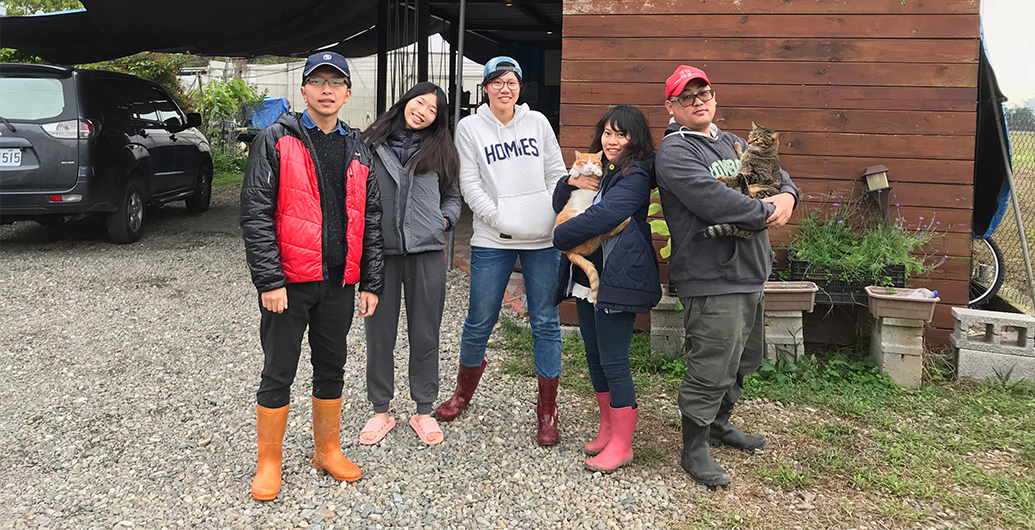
[693,122,783,241]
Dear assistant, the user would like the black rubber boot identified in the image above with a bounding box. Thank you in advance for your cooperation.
[680,415,731,488]
[709,402,766,452]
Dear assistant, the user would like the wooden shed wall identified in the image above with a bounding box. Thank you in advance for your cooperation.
[559,0,981,343]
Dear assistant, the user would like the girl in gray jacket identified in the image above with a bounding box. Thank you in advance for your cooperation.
[359,82,461,445]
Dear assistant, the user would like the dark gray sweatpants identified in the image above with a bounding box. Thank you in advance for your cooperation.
[364,252,446,415]
[678,291,765,427]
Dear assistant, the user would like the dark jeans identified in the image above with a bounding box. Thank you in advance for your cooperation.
[256,277,355,409]
[364,252,445,415]
[575,299,637,408]
[677,291,765,426]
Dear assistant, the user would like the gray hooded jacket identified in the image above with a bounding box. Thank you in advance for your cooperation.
[373,133,462,256]
[655,122,799,298]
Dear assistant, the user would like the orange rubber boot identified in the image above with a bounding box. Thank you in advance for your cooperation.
[251,404,289,501]
[311,397,361,482]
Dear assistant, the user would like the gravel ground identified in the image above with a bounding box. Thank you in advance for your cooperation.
[0,186,702,530]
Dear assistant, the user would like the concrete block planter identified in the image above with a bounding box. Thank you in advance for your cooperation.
[764,310,805,363]
[650,286,685,357]
[951,307,1035,383]
[870,317,925,388]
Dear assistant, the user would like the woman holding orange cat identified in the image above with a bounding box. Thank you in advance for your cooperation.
[552,105,662,473]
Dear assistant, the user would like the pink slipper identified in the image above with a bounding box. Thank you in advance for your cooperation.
[409,414,443,445]
[359,415,395,445]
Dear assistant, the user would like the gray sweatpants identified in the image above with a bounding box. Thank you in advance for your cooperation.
[364,252,446,415]
[677,291,765,427]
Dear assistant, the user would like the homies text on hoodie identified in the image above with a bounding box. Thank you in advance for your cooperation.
[484,138,540,165]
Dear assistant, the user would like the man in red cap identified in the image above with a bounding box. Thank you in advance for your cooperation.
[655,65,799,487]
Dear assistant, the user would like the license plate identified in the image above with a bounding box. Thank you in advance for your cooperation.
[0,148,22,167]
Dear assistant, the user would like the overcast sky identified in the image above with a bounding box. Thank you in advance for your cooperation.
[982,0,1035,106]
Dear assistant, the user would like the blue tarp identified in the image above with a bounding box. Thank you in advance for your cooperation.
[248,97,290,129]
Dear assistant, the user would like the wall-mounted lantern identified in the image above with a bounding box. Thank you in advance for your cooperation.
[862,164,892,222]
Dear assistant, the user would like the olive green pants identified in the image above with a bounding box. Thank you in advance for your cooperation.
[678,291,766,427]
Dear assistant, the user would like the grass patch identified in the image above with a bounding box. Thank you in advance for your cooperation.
[758,461,815,488]
[213,170,244,187]
[748,345,1035,528]
[496,316,679,395]
[492,315,1035,528]
[495,318,595,394]
[1011,131,1034,168]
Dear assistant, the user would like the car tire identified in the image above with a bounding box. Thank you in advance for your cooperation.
[106,181,145,244]
[185,163,212,213]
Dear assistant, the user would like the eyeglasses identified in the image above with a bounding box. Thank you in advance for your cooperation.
[489,80,520,90]
[669,89,714,107]
[305,77,349,87]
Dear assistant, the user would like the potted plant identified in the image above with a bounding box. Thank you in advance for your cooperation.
[785,193,946,305]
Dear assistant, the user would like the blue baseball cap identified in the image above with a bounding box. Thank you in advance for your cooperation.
[483,56,522,82]
[303,51,351,85]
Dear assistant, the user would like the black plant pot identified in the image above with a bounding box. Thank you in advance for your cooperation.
[787,252,905,306]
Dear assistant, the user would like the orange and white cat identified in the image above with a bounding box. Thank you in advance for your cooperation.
[555,150,630,303]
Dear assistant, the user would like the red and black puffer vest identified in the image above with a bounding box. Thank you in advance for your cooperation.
[274,131,370,285]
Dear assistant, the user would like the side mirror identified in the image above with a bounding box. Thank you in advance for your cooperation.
[185,112,202,128]
[163,116,184,132]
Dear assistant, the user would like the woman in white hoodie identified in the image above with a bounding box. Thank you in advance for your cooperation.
[434,56,568,446]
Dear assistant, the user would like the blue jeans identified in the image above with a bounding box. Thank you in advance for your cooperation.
[575,299,637,408]
[459,246,562,378]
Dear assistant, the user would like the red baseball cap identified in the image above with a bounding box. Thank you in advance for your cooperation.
[665,65,711,99]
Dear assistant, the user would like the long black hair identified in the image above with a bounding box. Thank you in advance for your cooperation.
[588,105,654,175]
[362,81,459,186]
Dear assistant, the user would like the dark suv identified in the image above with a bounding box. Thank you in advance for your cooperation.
[0,64,212,243]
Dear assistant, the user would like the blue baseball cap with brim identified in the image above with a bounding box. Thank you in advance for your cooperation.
[303,51,351,83]
[483,56,522,81]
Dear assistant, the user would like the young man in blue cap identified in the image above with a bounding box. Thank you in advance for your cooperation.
[240,51,385,500]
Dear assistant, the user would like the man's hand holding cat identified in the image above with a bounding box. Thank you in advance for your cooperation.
[569,174,601,191]
[762,193,795,227]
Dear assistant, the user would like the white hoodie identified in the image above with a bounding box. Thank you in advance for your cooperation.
[455,103,567,249]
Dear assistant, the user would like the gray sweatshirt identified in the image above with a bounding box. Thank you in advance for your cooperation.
[655,122,799,298]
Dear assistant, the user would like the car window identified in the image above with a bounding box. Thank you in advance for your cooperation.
[0,77,67,121]
[88,78,131,122]
[152,87,184,126]
[123,80,160,123]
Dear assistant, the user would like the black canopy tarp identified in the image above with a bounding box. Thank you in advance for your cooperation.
[1,0,561,66]
[0,0,392,64]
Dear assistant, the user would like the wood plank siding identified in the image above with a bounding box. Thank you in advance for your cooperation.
[560,0,981,342]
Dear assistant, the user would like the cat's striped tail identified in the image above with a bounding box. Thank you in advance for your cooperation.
[692,224,761,241]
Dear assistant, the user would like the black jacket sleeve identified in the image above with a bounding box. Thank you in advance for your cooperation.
[359,146,386,295]
[552,175,575,213]
[240,127,286,292]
